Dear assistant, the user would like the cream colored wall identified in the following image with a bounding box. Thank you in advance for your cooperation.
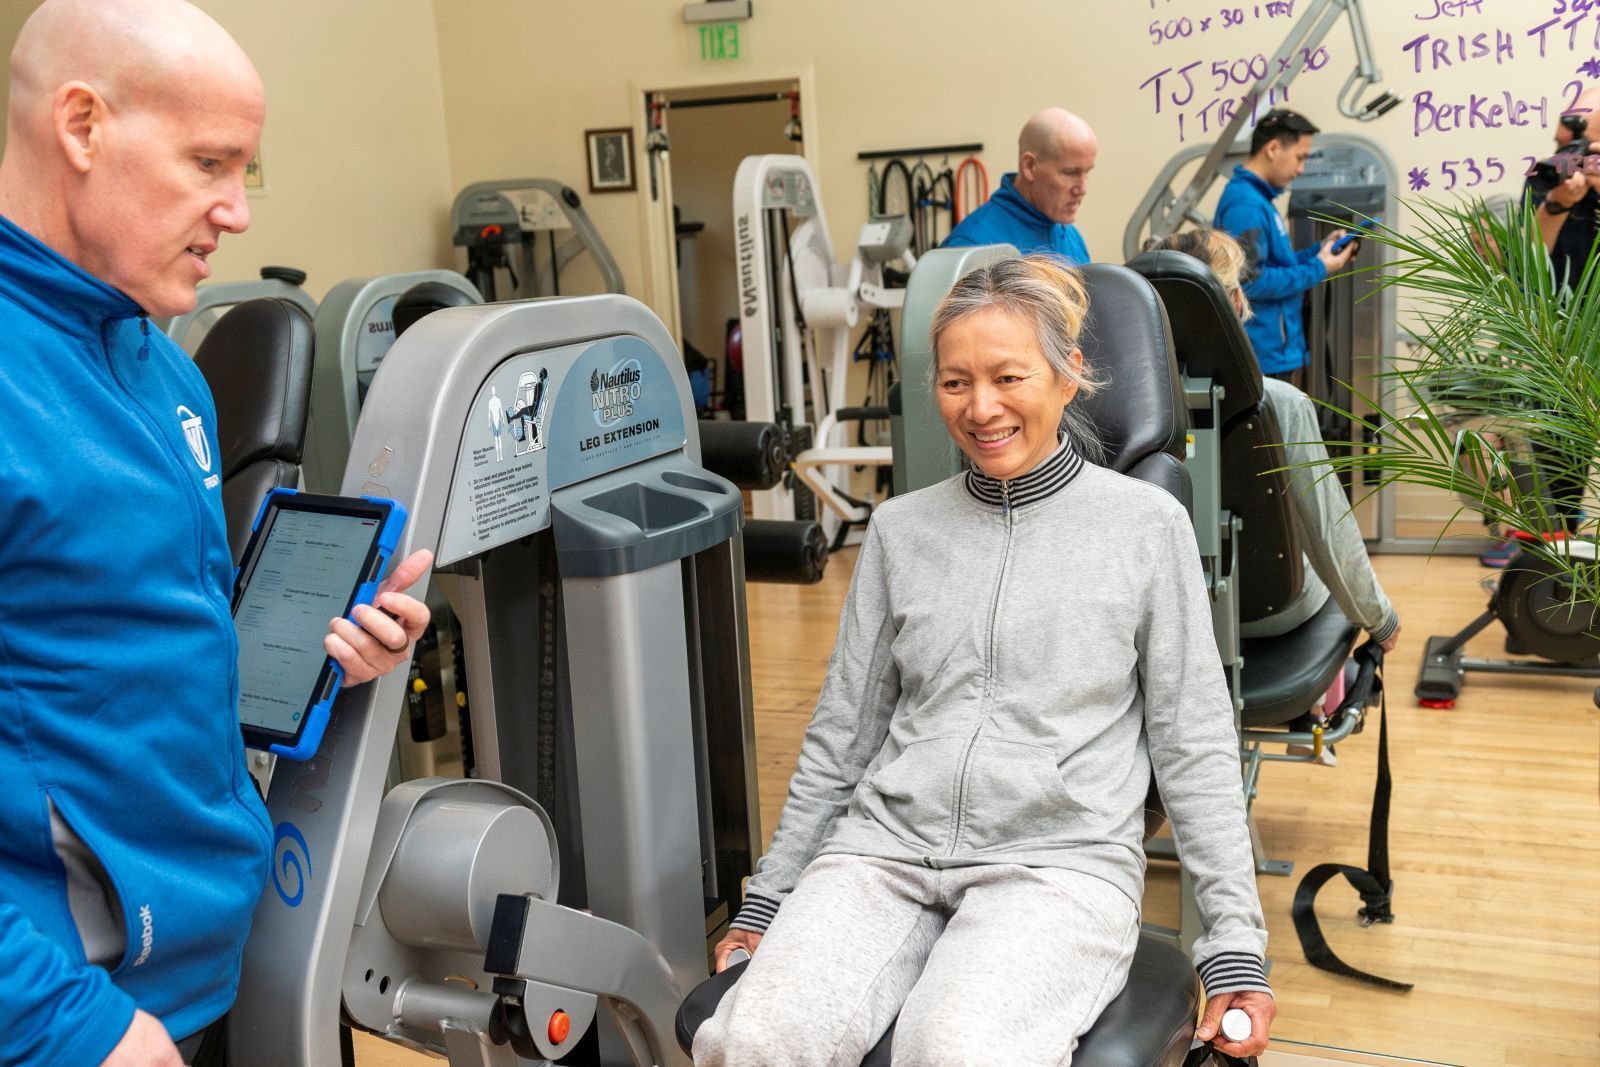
[187,0,456,299]
[1,3,454,301]
[0,5,29,157]
[9,2,1586,307]
[432,0,1596,321]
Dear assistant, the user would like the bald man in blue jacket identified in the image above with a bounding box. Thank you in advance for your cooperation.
[0,3,431,1064]
[944,109,1097,265]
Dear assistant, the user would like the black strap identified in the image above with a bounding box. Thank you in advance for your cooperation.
[1181,1043,1254,1067]
[1290,642,1415,991]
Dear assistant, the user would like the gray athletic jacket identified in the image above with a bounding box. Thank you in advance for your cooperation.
[733,442,1271,995]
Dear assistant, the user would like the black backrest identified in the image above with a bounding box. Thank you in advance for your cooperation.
[1126,250,1304,623]
[393,280,479,337]
[192,297,316,564]
[1124,251,1262,429]
[1075,263,1192,514]
[1074,263,1190,839]
[1220,405,1304,622]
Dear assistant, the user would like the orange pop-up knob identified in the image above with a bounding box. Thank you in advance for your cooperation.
[547,1010,571,1044]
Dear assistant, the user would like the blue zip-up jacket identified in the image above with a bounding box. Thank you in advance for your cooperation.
[943,172,1090,264]
[0,213,271,1066]
[1213,165,1325,375]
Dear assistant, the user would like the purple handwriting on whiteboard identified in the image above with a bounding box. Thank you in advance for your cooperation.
[1140,46,1330,140]
[1148,3,1298,45]
[1405,6,1600,139]
[1402,29,1515,72]
[1415,0,1485,19]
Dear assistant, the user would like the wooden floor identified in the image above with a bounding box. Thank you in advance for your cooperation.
[356,549,1597,1067]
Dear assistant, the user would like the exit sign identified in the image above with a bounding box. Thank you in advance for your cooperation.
[698,21,741,61]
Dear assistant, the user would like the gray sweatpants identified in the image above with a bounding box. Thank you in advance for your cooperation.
[694,854,1140,1067]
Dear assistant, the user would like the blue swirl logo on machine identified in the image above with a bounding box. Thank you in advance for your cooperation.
[272,821,313,907]
[590,358,643,427]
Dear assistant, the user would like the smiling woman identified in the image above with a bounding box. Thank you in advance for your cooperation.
[929,255,1106,480]
[698,253,1276,1064]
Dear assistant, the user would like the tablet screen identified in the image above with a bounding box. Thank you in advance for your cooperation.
[235,506,384,738]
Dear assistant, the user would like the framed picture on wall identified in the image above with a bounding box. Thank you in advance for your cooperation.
[586,127,636,193]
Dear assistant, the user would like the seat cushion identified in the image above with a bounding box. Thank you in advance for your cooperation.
[1240,597,1359,728]
[1074,264,1189,479]
[1221,405,1303,624]
[1075,936,1201,1067]
[1126,250,1265,432]
[676,934,1199,1067]
[192,297,314,478]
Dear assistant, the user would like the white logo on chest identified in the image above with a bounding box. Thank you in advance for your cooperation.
[176,406,212,472]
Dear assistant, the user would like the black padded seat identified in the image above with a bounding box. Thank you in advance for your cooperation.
[1239,597,1360,728]
[1219,406,1302,624]
[1075,263,1192,514]
[392,279,479,336]
[1125,251,1304,625]
[675,935,1200,1067]
[191,297,315,564]
[1123,251,1263,431]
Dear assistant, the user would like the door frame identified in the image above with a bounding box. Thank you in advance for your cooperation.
[627,65,819,345]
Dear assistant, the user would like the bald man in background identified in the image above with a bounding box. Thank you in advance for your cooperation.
[0,3,430,1065]
[942,108,1098,264]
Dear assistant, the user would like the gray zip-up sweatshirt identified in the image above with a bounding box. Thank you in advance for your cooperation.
[733,442,1271,996]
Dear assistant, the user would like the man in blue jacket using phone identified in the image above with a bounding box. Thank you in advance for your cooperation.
[1214,109,1358,385]
[0,2,432,1064]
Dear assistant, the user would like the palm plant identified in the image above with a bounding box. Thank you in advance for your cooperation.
[1314,196,1600,608]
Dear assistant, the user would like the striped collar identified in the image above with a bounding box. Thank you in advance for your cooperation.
[964,436,1085,512]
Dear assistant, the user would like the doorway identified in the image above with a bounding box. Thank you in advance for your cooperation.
[638,75,810,418]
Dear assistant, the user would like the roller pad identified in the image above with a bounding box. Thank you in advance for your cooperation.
[743,519,828,585]
[700,420,789,490]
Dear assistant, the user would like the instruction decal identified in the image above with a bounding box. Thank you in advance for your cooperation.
[437,335,687,565]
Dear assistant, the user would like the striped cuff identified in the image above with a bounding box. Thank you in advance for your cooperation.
[1197,952,1273,997]
[728,892,782,934]
[1368,609,1400,646]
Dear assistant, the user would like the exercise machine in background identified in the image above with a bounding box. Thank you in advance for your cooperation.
[1416,428,1600,705]
[450,178,625,301]
[230,295,761,1067]
[159,265,318,355]
[1416,538,1600,706]
[731,154,914,546]
[301,270,486,784]
[303,270,483,498]
[1123,0,1430,551]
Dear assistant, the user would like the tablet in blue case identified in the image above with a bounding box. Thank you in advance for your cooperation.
[232,488,408,761]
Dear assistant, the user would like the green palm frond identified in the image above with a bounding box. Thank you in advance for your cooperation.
[1306,195,1600,606]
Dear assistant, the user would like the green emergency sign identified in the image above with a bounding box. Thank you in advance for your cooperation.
[698,21,740,61]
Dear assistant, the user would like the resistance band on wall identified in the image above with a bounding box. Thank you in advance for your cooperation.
[953,155,989,223]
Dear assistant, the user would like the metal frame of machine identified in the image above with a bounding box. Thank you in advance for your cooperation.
[450,179,626,302]
[732,154,913,540]
[229,296,760,1067]
[303,271,483,500]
